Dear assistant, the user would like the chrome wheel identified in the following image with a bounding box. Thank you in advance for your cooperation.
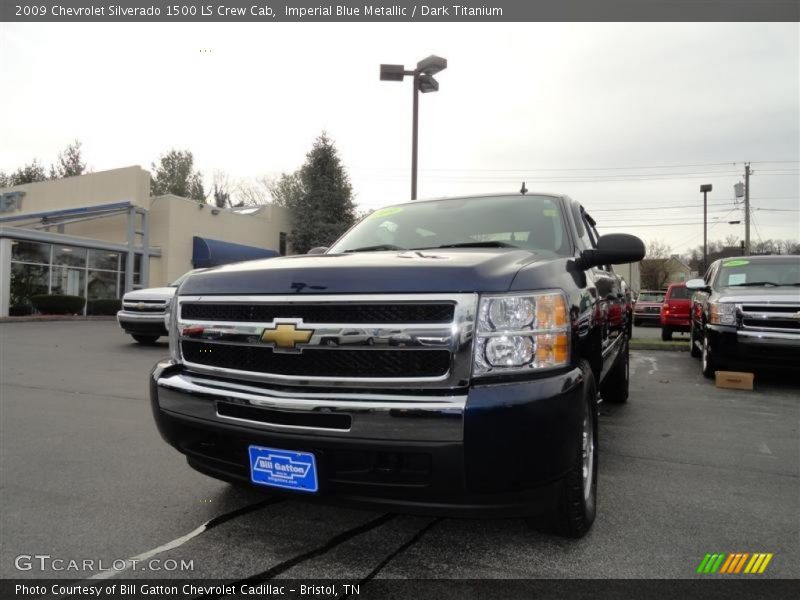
[582,413,595,502]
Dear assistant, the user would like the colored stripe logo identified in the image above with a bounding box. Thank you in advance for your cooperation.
[696,553,773,574]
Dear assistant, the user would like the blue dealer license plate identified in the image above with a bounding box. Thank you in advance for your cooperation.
[248,445,318,493]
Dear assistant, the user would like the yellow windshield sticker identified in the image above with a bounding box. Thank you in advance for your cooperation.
[371,207,404,218]
[543,209,557,217]
[723,259,749,267]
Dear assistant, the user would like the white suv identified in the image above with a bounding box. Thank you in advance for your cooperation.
[117,269,204,344]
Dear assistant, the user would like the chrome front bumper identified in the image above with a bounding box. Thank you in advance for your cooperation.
[117,310,167,325]
[155,368,466,442]
[737,329,800,347]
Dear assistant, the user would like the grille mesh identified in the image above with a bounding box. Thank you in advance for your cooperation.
[181,303,454,324]
[181,341,451,378]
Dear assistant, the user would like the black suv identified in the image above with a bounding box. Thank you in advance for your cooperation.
[150,193,644,538]
[687,255,800,377]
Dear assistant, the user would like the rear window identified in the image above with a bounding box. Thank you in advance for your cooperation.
[668,286,692,300]
[638,292,665,302]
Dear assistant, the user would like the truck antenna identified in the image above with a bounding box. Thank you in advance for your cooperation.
[520,182,528,195]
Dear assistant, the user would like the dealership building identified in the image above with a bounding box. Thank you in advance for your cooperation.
[0,166,291,316]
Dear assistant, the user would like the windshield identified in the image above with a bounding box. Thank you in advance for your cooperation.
[715,257,800,288]
[638,292,665,302]
[668,286,691,300]
[328,195,570,256]
[170,269,203,287]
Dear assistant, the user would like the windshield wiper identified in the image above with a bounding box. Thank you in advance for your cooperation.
[413,241,519,250]
[728,281,780,287]
[343,244,406,253]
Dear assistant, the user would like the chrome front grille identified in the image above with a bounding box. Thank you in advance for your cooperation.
[123,299,168,313]
[181,302,455,324]
[739,303,800,334]
[176,294,478,388]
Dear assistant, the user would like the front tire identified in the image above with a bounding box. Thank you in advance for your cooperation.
[553,360,598,538]
[661,327,672,341]
[132,334,159,345]
[701,330,717,379]
[690,321,701,358]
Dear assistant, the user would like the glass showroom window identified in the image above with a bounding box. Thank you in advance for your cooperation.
[9,263,50,315]
[9,240,52,315]
[8,239,128,315]
[51,266,86,297]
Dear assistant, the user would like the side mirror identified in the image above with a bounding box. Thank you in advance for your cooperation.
[307,246,328,255]
[685,278,710,292]
[579,234,645,269]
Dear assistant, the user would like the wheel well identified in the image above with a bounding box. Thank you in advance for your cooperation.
[579,330,603,385]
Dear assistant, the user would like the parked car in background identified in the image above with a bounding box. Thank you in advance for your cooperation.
[686,255,800,377]
[117,269,205,344]
[660,283,692,340]
[633,289,666,326]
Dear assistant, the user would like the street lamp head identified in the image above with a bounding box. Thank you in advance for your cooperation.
[417,73,439,93]
[379,64,406,81]
[416,55,447,76]
[700,184,713,193]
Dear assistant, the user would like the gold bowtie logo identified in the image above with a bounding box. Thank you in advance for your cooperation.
[261,323,313,351]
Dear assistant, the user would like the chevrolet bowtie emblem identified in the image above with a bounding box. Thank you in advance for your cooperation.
[261,323,314,351]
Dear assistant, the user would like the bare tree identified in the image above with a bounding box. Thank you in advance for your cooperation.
[211,170,234,208]
[235,175,273,206]
[723,234,739,247]
[640,239,673,289]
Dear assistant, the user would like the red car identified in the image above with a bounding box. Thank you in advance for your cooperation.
[660,283,692,340]
[633,290,666,326]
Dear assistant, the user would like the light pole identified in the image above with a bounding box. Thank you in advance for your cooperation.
[380,55,447,200]
[700,184,712,273]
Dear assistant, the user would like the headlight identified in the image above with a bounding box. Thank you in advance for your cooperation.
[474,291,570,376]
[708,302,737,326]
[168,297,181,362]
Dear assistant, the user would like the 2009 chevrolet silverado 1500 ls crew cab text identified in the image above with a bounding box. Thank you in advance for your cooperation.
[150,193,645,538]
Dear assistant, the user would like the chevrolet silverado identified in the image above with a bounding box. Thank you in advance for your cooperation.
[150,193,644,538]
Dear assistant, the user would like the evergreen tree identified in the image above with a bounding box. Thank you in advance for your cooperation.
[151,149,206,201]
[212,183,231,208]
[53,140,87,178]
[272,133,357,254]
[10,160,48,185]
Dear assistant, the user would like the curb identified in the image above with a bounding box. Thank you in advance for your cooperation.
[0,316,116,323]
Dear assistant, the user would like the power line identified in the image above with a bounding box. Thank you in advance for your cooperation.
[655,208,740,249]
[351,160,800,173]
[589,202,737,213]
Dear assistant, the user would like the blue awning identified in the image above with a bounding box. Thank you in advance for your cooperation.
[192,236,278,268]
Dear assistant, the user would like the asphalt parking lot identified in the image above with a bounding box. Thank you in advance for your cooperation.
[1,321,798,582]
[633,321,689,340]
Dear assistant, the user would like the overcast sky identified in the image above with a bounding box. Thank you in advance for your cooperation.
[1,22,797,252]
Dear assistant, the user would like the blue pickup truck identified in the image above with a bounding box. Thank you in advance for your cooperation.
[150,193,644,538]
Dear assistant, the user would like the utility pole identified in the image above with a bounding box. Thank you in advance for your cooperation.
[700,184,712,273]
[411,72,419,200]
[744,163,751,255]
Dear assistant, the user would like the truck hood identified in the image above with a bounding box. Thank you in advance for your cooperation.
[179,249,544,295]
[123,287,176,301]
[716,286,800,304]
